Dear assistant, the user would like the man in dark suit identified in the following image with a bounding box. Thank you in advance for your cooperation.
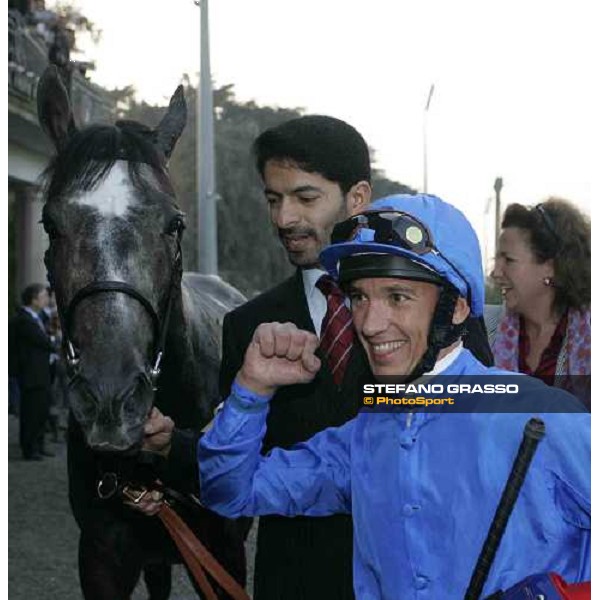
[14,283,55,460]
[217,116,371,600]
[140,116,494,599]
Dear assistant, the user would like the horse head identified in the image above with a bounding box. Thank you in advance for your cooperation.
[37,66,187,452]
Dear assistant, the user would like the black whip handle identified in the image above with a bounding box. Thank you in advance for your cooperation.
[464,418,546,600]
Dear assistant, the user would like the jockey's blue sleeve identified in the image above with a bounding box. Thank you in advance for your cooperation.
[197,380,353,518]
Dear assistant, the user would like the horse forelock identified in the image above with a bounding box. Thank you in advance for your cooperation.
[42,121,174,202]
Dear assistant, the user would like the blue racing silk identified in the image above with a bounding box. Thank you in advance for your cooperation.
[198,348,590,600]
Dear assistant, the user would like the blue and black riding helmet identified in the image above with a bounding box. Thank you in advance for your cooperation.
[319,194,485,379]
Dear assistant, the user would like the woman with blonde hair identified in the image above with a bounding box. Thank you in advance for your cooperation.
[491,198,590,406]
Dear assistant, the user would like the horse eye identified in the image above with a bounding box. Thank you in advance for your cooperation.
[166,215,185,236]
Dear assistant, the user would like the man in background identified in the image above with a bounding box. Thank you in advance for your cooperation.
[14,283,55,460]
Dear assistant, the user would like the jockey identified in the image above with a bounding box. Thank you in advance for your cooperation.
[198,194,590,599]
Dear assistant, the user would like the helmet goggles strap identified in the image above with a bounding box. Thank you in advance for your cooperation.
[398,284,467,383]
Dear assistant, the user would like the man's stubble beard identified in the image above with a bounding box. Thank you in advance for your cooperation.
[284,199,351,270]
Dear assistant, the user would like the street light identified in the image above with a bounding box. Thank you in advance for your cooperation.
[423,83,435,193]
[494,176,503,252]
[194,0,218,275]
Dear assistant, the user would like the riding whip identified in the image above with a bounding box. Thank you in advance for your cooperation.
[464,417,546,600]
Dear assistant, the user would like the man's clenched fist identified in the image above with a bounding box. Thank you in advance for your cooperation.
[236,322,321,396]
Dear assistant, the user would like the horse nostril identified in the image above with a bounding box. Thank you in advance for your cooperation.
[72,400,98,425]
[119,376,153,426]
[123,396,138,419]
[69,382,99,425]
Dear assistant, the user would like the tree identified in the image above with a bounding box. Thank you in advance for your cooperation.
[49,2,102,45]
[371,166,416,199]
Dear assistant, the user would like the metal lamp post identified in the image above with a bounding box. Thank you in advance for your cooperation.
[494,176,503,251]
[195,0,218,275]
[423,83,435,193]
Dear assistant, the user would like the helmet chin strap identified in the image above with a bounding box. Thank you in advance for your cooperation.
[403,284,467,383]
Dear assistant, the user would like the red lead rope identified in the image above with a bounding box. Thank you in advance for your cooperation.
[157,503,251,600]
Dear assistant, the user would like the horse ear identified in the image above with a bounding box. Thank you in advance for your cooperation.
[37,65,77,151]
[154,85,187,159]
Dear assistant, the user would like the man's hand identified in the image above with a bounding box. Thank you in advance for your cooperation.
[142,407,174,457]
[123,486,164,517]
[237,322,321,396]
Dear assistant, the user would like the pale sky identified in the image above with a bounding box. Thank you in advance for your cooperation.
[52,0,595,270]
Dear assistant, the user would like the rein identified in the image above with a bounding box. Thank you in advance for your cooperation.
[96,467,251,600]
[157,502,250,600]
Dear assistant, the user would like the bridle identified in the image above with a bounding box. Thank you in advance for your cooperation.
[56,230,183,390]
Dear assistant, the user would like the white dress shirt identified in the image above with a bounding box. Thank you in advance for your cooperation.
[302,268,329,336]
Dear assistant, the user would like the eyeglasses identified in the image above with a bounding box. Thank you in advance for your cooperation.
[534,204,560,244]
[331,210,471,302]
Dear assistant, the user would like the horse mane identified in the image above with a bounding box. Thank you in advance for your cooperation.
[42,120,174,200]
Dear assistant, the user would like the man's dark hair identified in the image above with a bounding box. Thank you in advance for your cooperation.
[21,283,46,307]
[253,115,371,195]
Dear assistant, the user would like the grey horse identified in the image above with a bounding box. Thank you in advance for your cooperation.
[37,65,247,599]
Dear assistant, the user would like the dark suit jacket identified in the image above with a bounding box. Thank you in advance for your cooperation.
[8,314,19,377]
[13,308,54,391]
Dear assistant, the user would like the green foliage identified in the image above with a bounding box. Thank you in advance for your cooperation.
[371,167,416,200]
[116,80,415,296]
[105,85,137,116]
[49,2,102,44]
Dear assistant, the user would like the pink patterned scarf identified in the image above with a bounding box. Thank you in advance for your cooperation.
[492,308,591,404]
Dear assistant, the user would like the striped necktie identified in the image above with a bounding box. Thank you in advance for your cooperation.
[316,275,355,385]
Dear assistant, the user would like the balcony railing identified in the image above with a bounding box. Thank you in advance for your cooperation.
[8,8,113,125]
[8,9,40,101]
